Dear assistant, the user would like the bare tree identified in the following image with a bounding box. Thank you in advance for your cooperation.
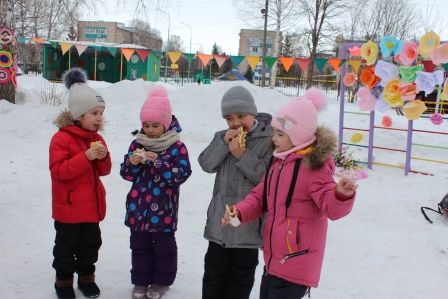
[130,19,162,49]
[297,0,348,88]
[167,35,183,52]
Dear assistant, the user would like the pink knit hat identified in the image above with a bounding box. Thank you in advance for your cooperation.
[271,88,327,150]
[140,85,172,129]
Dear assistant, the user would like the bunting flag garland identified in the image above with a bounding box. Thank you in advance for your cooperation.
[121,48,135,62]
[246,56,261,69]
[230,55,245,68]
[106,47,118,57]
[314,58,328,72]
[49,41,59,48]
[348,59,362,73]
[183,53,196,63]
[197,53,213,67]
[75,44,88,56]
[264,56,277,68]
[213,54,228,68]
[328,58,343,73]
[60,42,73,55]
[278,56,295,72]
[168,51,182,64]
[136,49,149,62]
[296,58,311,72]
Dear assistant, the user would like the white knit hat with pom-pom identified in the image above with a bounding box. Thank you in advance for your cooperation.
[63,67,105,120]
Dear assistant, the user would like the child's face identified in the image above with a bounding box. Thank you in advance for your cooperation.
[142,121,165,138]
[272,128,294,153]
[78,106,105,132]
[224,113,255,131]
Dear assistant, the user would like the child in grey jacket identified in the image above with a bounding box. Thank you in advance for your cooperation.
[198,85,274,299]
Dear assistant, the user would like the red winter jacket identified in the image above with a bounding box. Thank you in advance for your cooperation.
[49,115,111,223]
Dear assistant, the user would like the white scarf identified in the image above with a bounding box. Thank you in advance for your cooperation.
[136,130,180,152]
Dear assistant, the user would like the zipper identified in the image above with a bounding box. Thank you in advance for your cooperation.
[280,249,309,264]
[266,160,285,274]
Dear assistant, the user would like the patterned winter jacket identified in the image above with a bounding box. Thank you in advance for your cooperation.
[120,118,192,233]
[235,127,356,288]
[198,113,274,248]
[49,112,112,223]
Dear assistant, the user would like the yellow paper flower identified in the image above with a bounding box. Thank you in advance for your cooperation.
[403,100,427,120]
[418,31,440,59]
[361,40,378,66]
[383,79,403,107]
[351,133,363,143]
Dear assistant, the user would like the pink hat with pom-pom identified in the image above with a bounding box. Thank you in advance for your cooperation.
[140,85,172,129]
[271,87,326,150]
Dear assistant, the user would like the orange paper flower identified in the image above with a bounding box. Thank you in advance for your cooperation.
[359,66,381,89]
[343,72,357,87]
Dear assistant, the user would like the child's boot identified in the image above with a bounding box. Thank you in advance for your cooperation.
[78,274,100,298]
[146,284,169,299]
[55,277,75,299]
[132,285,148,299]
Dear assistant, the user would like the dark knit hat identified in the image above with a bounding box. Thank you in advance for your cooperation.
[221,86,257,117]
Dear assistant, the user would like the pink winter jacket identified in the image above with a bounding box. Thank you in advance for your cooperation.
[235,127,355,288]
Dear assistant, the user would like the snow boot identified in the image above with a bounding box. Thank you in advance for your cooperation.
[55,277,75,299]
[132,285,148,299]
[78,274,100,298]
[146,284,169,299]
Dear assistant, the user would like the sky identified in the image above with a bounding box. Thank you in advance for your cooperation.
[80,0,448,56]
[1,75,447,298]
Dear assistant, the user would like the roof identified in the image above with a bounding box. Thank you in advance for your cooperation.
[45,40,149,50]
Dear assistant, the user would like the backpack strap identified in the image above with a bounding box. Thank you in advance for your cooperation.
[420,206,443,224]
[262,156,274,212]
[285,159,301,217]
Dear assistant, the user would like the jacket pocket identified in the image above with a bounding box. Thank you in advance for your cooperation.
[280,249,309,264]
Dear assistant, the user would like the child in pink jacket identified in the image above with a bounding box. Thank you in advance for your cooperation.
[222,88,357,299]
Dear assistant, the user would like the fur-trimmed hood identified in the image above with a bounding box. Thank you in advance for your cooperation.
[54,110,75,128]
[300,126,337,170]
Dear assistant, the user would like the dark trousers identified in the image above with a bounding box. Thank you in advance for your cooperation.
[202,241,259,299]
[130,230,177,286]
[260,269,309,299]
[52,221,102,280]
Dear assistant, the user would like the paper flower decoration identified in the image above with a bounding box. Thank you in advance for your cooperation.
[361,40,379,66]
[359,66,381,89]
[399,82,417,102]
[418,31,440,59]
[343,72,357,87]
[0,50,13,68]
[382,115,393,127]
[375,60,399,86]
[430,112,443,125]
[403,100,427,120]
[397,41,418,66]
[382,79,403,107]
[399,65,423,83]
[356,87,377,111]
[415,70,444,96]
[349,46,361,57]
[379,35,402,58]
[430,44,448,65]
[441,78,448,101]
[351,133,363,143]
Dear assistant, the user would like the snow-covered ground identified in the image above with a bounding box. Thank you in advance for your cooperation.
[1,75,447,298]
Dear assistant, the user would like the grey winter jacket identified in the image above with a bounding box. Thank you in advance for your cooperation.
[198,113,274,248]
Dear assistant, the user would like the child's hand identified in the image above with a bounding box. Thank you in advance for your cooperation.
[221,204,241,227]
[224,129,238,145]
[129,154,143,165]
[229,137,245,159]
[145,151,158,162]
[336,177,358,198]
[85,148,99,161]
[96,144,108,160]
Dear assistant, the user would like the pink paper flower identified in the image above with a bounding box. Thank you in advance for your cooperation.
[398,41,418,66]
[356,87,376,111]
[382,115,393,128]
[343,72,357,87]
[430,112,443,125]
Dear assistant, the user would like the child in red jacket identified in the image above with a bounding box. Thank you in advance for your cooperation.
[222,88,357,299]
[49,68,111,299]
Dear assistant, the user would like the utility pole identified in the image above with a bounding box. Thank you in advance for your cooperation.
[261,0,269,88]
[159,9,170,82]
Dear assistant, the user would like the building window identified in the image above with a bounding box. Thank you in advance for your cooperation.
[84,27,107,39]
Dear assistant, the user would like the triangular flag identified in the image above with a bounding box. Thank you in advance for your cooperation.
[246,56,261,69]
[49,41,59,48]
[230,55,245,68]
[92,46,102,52]
[136,49,149,62]
[213,54,228,68]
[278,57,295,72]
[264,56,277,68]
[348,59,362,73]
[328,58,343,73]
[442,63,448,72]
[168,51,182,64]
[121,48,135,62]
[183,53,195,63]
[106,47,118,57]
[75,44,88,56]
[314,58,328,72]
[296,58,311,72]
[60,42,73,55]
[197,53,213,67]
